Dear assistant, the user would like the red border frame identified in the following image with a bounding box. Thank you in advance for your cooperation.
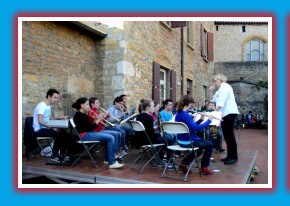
[15,12,276,192]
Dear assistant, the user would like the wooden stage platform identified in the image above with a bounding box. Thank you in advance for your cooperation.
[22,148,257,184]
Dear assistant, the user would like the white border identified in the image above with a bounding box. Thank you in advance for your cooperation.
[18,16,272,189]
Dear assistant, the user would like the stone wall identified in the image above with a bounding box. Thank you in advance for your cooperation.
[231,82,268,120]
[214,61,268,120]
[22,21,103,120]
[214,24,268,62]
[215,61,268,83]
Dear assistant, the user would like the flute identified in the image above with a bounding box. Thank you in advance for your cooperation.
[187,109,223,121]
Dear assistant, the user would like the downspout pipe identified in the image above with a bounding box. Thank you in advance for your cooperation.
[181,27,184,95]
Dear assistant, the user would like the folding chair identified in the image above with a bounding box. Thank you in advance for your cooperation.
[24,116,54,161]
[69,118,103,168]
[161,122,202,182]
[130,120,164,174]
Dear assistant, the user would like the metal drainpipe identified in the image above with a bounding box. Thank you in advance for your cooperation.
[181,27,184,95]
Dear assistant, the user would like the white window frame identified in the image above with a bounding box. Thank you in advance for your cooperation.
[203,29,208,60]
[160,69,167,105]
[246,40,265,61]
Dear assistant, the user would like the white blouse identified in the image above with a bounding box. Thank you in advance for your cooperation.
[211,82,239,117]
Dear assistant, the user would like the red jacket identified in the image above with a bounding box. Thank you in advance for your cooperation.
[87,108,104,132]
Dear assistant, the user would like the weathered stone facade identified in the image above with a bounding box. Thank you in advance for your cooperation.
[22,20,216,125]
[213,22,268,119]
[22,21,104,120]
[214,23,268,62]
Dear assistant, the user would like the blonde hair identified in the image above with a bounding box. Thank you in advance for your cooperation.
[213,73,227,82]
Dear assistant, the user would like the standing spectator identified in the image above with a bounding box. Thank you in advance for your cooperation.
[257,111,263,129]
[245,111,253,128]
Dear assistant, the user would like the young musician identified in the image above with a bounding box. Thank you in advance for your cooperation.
[209,74,239,165]
[72,97,124,169]
[175,95,215,175]
[136,99,175,170]
[88,97,125,157]
[32,88,69,162]
[159,99,174,121]
[107,96,134,151]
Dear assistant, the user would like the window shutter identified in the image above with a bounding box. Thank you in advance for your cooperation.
[170,70,176,105]
[171,21,186,28]
[207,32,214,62]
[152,61,160,103]
[201,25,204,57]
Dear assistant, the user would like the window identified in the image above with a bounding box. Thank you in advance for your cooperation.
[216,26,218,31]
[160,69,167,105]
[187,79,192,96]
[242,26,246,32]
[187,22,194,47]
[246,40,265,61]
[203,86,207,106]
[203,29,208,59]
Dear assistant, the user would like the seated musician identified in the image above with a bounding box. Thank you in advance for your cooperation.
[159,99,177,143]
[72,97,124,169]
[175,95,215,175]
[107,96,134,149]
[206,102,225,152]
[136,99,175,170]
[149,101,160,132]
[88,97,125,158]
[32,88,70,162]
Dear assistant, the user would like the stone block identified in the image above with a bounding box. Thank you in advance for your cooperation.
[23,74,38,82]
[68,76,94,94]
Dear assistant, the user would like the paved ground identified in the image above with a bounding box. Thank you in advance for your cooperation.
[232,128,268,184]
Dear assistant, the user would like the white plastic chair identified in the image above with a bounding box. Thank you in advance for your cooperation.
[161,122,202,181]
[130,120,164,174]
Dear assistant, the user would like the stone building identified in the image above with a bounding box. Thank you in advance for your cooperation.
[213,21,268,120]
[22,20,215,122]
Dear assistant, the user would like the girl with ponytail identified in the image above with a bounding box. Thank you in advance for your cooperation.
[175,95,215,175]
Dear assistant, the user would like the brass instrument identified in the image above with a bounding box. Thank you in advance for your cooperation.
[210,125,218,137]
[99,107,121,124]
[89,110,115,128]
[187,109,223,121]
[121,104,130,114]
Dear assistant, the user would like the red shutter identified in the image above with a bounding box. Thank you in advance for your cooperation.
[207,32,214,62]
[170,70,176,105]
[171,21,187,28]
[201,24,204,57]
[152,61,160,103]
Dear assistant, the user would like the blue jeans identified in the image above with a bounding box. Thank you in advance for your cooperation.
[100,130,121,153]
[105,125,126,149]
[82,132,116,164]
[180,139,213,167]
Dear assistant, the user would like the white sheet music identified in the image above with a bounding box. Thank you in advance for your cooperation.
[120,113,138,125]
[194,111,222,127]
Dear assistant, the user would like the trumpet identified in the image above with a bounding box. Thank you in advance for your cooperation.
[187,109,223,121]
[120,104,130,114]
[99,107,121,124]
[89,110,115,128]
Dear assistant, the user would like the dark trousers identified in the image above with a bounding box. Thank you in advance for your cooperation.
[221,114,238,159]
[34,128,68,157]
[180,139,213,167]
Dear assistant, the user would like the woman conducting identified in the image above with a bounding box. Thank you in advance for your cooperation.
[209,74,239,165]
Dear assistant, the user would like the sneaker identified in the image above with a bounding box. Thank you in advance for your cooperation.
[114,154,124,161]
[201,166,214,175]
[104,161,109,165]
[109,161,124,169]
[50,156,60,162]
[167,163,175,171]
[63,155,72,163]
[121,150,128,156]
[156,161,165,167]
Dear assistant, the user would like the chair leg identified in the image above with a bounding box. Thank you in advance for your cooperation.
[193,150,202,177]
[162,150,175,178]
[130,149,146,171]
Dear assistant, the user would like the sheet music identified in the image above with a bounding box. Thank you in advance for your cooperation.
[194,111,222,127]
[120,113,138,125]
